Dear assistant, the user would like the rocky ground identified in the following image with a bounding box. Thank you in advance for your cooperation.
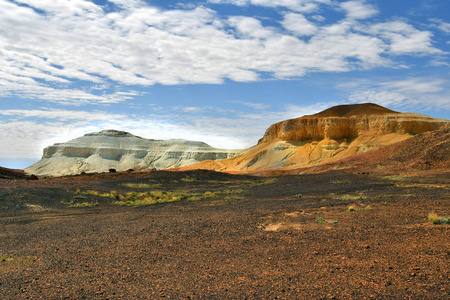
[0,169,449,299]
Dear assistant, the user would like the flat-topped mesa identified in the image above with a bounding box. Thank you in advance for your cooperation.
[84,129,137,137]
[41,130,212,159]
[309,103,398,118]
[177,103,449,173]
[26,130,242,177]
[259,103,448,144]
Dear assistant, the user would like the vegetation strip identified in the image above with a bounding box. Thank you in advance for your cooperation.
[428,213,450,225]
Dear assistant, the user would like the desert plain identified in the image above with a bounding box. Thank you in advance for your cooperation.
[0,166,449,299]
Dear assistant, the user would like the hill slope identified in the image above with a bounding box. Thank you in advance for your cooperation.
[0,166,29,179]
[25,130,242,177]
[322,127,450,174]
[177,103,449,173]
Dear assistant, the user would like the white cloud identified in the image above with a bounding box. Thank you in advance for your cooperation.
[430,19,450,34]
[0,0,443,105]
[306,30,389,70]
[0,121,67,159]
[0,75,140,104]
[228,16,275,38]
[232,101,271,110]
[379,78,446,94]
[366,21,440,54]
[208,0,248,6]
[439,23,450,33]
[208,0,331,13]
[0,109,126,121]
[13,0,101,15]
[0,109,131,159]
[282,13,318,36]
[170,105,235,114]
[349,90,408,108]
[389,31,437,54]
[347,77,450,111]
[340,0,378,20]
[281,102,336,119]
[311,15,325,22]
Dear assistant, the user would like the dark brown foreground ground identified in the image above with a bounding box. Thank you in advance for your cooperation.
[1,169,449,299]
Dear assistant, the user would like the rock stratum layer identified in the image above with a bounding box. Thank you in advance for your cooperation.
[25,130,242,177]
[259,104,442,143]
[177,103,449,173]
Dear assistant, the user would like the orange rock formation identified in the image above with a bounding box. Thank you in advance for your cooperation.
[176,103,449,173]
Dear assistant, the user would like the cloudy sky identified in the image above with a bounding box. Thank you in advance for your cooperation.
[1,0,449,168]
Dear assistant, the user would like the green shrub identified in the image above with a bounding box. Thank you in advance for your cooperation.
[60,200,98,208]
[224,196,243,201]
[347,205,371,212]
[122,183,162,189]
[335,195,367,201]
[428,213,450,225]
[71,202,98,208]
[113,190,205,207]
[181,176,197,182]
[0,254,14,262]
[316,217,338,224]
[347,205,357,212]
[203,191,216,198]
[254,178,278,186]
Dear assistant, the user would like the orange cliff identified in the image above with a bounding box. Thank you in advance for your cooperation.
[174,103,450,173]
[259,103,445,143]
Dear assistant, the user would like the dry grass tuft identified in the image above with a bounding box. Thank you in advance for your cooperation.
[113,190,204,207]
[122,183,162,189]
[347,205,357,212]
[60,200,98,208]
[428,213,450,225]
[334,194,367,201]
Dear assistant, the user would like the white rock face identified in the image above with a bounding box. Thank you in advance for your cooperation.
[25,130,242,176]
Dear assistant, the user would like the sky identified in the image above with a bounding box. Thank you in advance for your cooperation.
[1,0,449,169]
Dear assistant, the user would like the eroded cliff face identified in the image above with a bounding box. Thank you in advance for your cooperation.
[177,104,450,173]
[25,130,242,177]
[259,113,448,144]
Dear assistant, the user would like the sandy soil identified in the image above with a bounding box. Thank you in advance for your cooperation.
[1,169,449,299]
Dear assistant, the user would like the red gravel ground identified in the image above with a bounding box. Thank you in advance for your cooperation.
[1,168,449,299]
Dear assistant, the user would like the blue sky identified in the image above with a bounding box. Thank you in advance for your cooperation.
[0,0,449,169]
